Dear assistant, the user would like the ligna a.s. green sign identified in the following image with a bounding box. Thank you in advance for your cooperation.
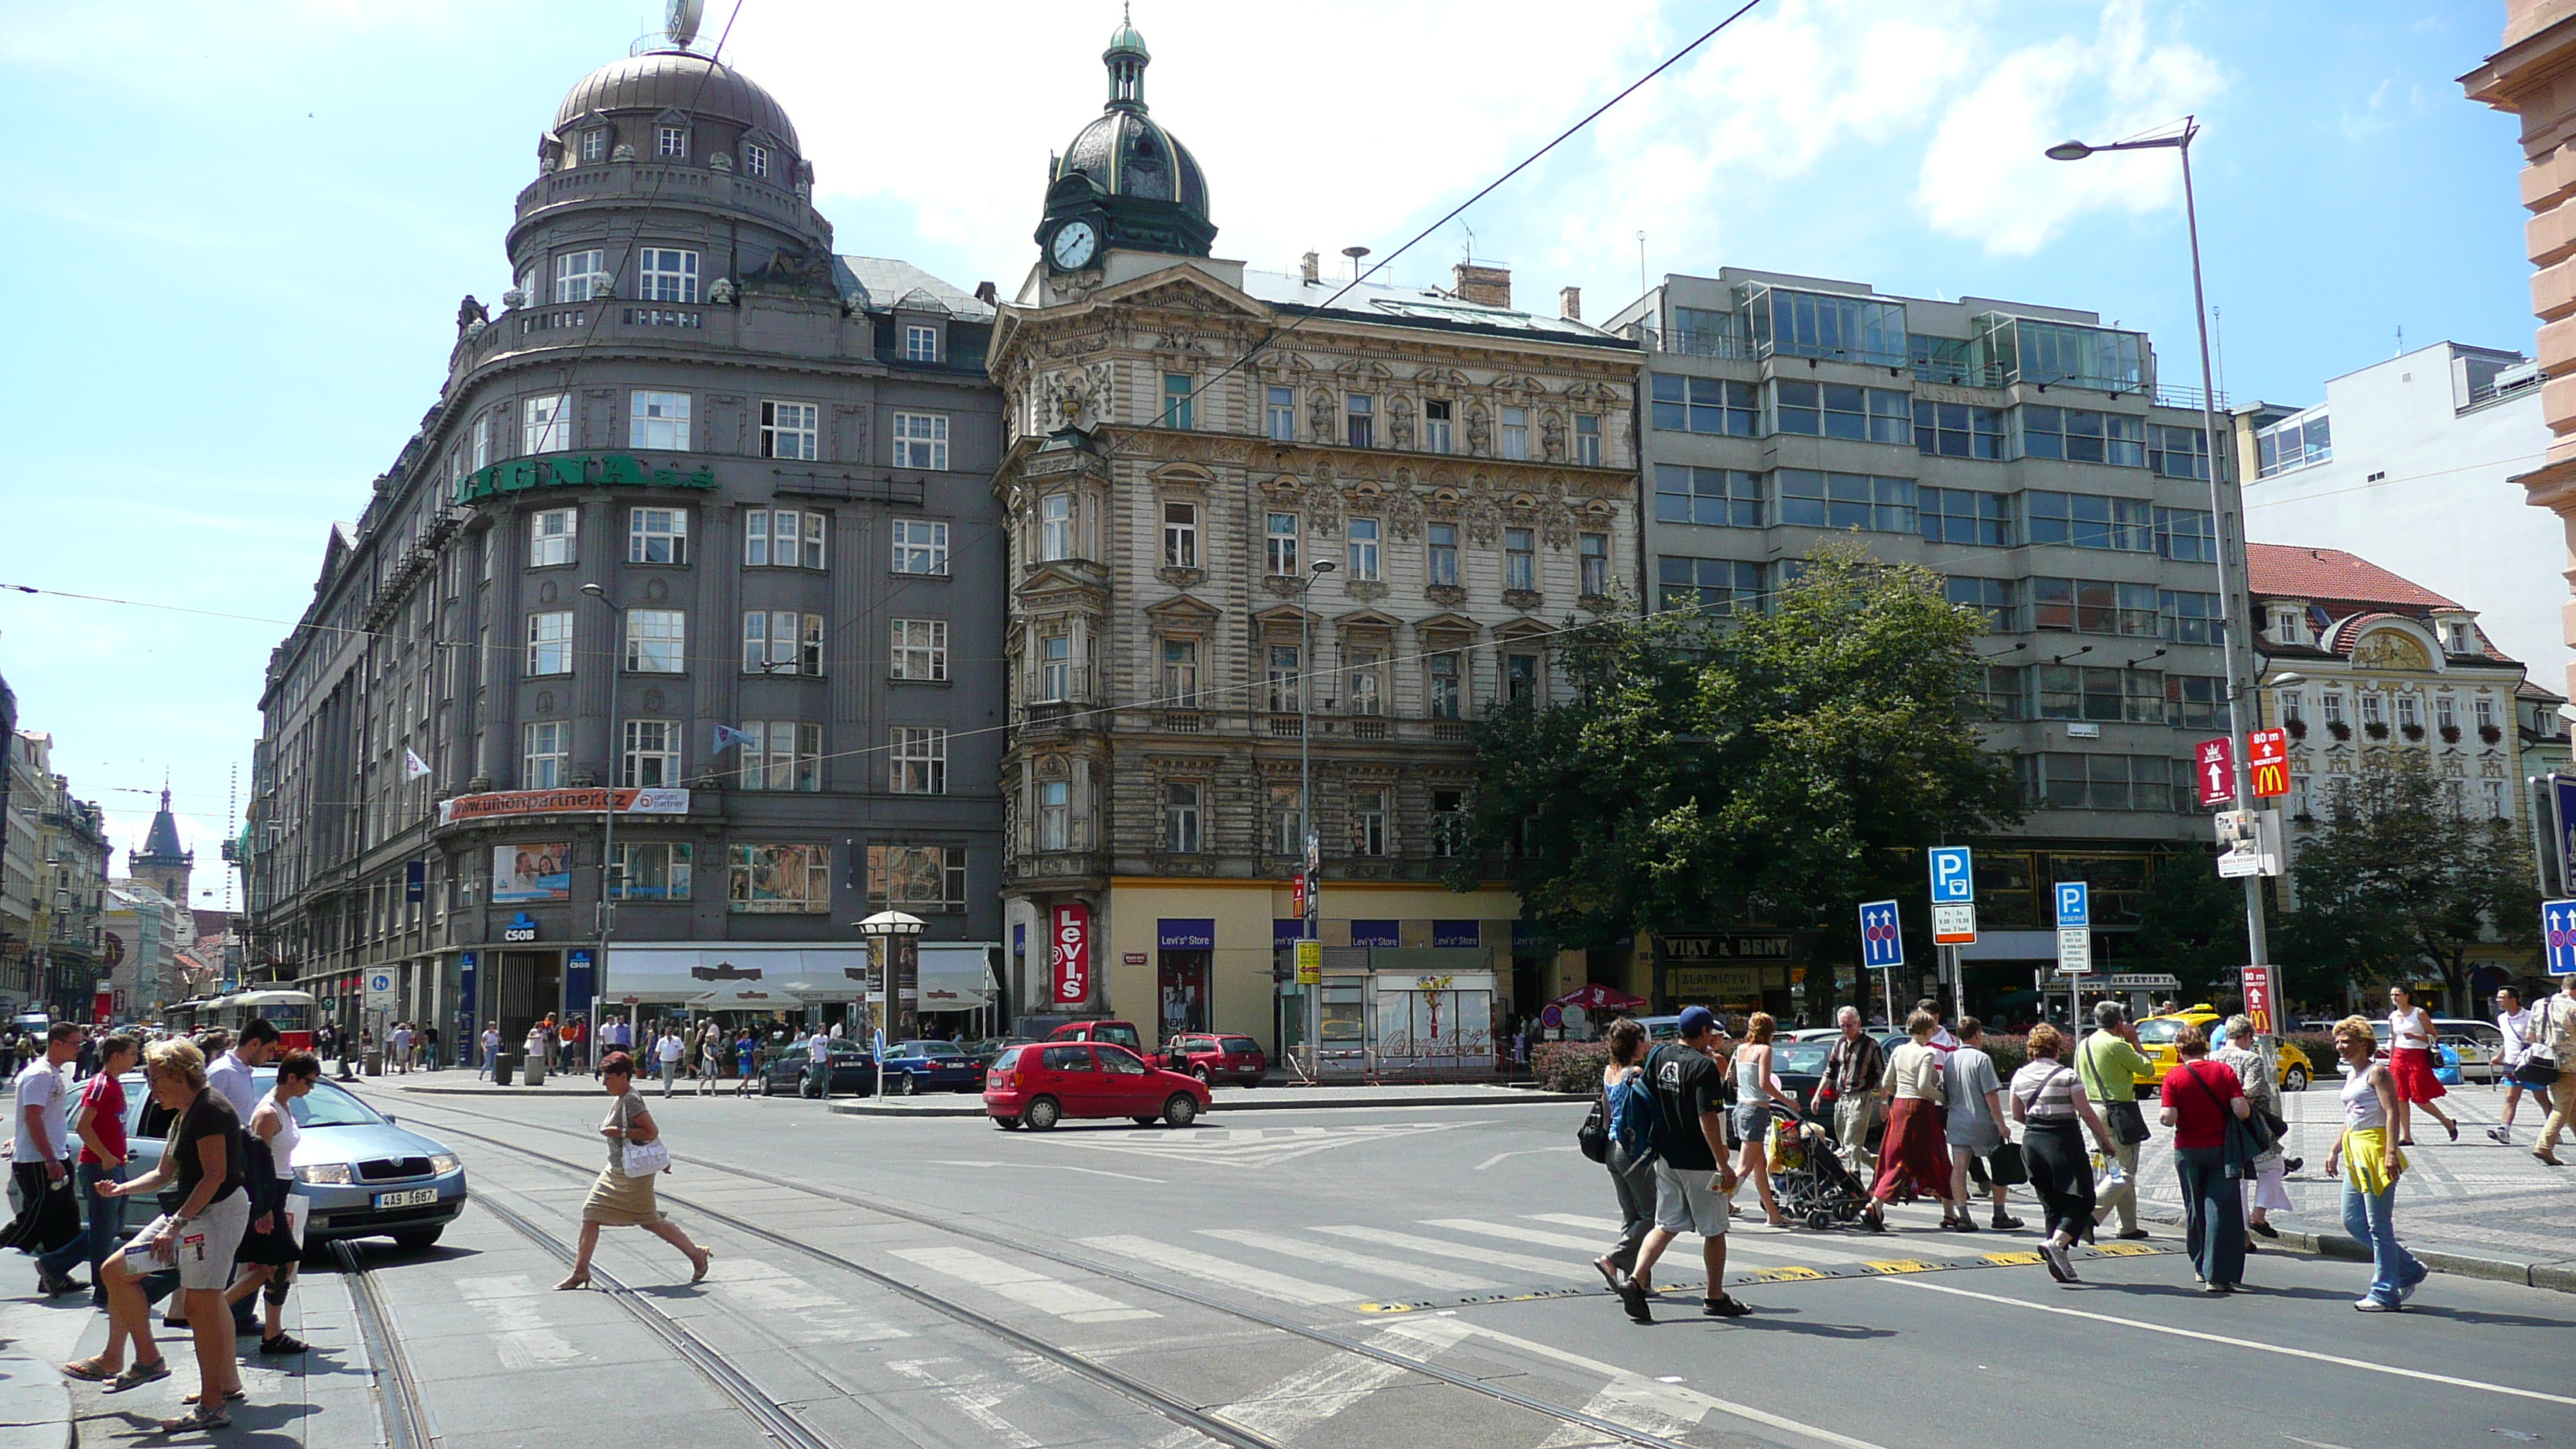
[452,453,716,505]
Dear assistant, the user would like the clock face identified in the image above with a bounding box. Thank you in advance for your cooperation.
[1050,220,1098,271]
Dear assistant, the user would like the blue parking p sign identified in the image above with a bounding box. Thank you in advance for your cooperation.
[2055,882,2090,930]
[1929,847,1974,905]
[1859,900,1905,969]
[2546,899,2576,976]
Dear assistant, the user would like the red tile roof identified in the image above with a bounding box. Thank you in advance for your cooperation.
[2245,545,2460,609]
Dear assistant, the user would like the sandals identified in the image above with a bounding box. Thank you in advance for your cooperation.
[2444,1120,2460,1142]
[60,1357,115,1382]
[106,1358,170,1392]
[158,1405,231,1434]
[182,1389,247,1406]
[553,1271,591,1291]
[690,1248,713,1284]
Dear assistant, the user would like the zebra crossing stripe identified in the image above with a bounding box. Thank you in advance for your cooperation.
[888,1245,1159,1323]
[1317,1225,1594,1281]
[1197,1228,1502,1291]
[1077,1235,1359,1307]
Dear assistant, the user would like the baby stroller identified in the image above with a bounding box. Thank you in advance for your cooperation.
[1765,1105,1874,1231]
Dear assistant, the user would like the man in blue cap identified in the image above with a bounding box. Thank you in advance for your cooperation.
[1622,1005,1751,1322]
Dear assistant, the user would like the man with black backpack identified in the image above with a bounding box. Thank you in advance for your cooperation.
[1626,1007,1752,1321]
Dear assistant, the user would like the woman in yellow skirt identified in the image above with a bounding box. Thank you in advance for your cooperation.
[554,1050,713,1290]
[2324,1016,2424,1311]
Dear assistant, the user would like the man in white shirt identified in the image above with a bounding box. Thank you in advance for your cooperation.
[654,1028,686,1098]
[9,1024,83,1290]
[2492,987,2537,1145]
[804,1026,836,1099]
[208,1019,281,1120]
[388,1023,413,1075]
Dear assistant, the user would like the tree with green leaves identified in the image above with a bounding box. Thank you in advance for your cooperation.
[2273,752,2539,1015]
[1450,541,2021,1003]
[2129,848,2255,1004]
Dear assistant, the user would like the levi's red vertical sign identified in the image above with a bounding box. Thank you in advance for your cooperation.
[2246,728,2289,799]
[2194,735,2236,809]
[1050,903,1091,1006]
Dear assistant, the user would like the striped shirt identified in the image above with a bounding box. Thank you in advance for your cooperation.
[2010,1060,2084,1121]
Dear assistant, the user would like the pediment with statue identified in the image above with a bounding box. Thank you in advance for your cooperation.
[2349,629,2432,673]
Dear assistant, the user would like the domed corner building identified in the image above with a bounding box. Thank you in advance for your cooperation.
[243,18,1009,1064]
[989,19,1646,1077]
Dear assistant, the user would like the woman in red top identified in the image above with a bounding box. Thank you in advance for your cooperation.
[2159,1023,2252,1293]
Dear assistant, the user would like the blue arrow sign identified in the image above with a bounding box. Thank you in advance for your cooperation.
[1859,899,1905,969]
[1928,847,1975,906]
[2546,899,2576,977]
[2055,882,2090,930]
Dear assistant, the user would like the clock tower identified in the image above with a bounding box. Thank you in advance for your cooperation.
[1033,13,1215,272]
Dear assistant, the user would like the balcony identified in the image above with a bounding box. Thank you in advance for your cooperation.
[1635,326,1752,361]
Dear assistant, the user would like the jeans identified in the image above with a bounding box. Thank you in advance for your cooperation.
[35,1164,115,1298]
[2174,1145,2245,1286]
[1603,1142,1658,1274]
[2340,1178,2424,1306]
[659,1060,677,1096]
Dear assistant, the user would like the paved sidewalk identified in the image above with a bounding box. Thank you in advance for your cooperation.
[348,1070,1589,1114]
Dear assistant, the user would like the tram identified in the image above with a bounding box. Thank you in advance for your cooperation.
[163,997,219,1038]
[209,989,317,1051]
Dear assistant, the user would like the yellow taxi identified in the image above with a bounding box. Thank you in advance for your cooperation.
[2132,1005,2315,1093]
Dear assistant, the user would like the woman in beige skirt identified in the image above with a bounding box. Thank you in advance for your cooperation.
[554,1050,712,1289]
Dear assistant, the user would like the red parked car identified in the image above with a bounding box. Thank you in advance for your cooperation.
[1045,1019,1143,1053]
[986,1041,1209,1131]
[1161,1032,1267,1087]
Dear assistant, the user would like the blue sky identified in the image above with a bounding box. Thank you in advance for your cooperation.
[0,0,2537,884]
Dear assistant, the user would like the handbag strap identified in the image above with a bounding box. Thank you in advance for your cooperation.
[2180,1059,2239,1129]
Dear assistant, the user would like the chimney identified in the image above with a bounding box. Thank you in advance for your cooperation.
[974,281,998,307]
[1559,286,1581,321]
[1300,251,1321,284]
[1453,262,1511,309]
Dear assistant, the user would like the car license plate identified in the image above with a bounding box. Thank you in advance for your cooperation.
[373,1187,438,1209]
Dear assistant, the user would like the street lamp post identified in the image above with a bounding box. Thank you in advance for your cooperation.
[578,583,624,1068]
[1297,559,1335,1080]
[2047,118,2269,973]
[855,909,927,1101]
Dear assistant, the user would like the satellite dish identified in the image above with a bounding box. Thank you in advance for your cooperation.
[666,0,704,49]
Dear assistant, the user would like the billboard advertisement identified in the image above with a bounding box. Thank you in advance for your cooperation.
[492,843,572,903]
[1050,903,1091,1006]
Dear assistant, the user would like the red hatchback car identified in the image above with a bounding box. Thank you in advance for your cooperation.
[986,1042,1209,1131]
[1162,1032,1267,1087]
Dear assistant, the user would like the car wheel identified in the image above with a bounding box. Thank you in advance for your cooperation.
[1024,1096,1061,1132]
[896,1072,916,1096]
[2283,1066,2311,1093]
[391,1228,444,1251]
[1163,1094,1200,1129]
[759,1075,772,1097]
[991,1115,1020,1131]
[1192,1067,1211,1086]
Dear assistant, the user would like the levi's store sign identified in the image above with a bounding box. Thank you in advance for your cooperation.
[452,451,716,505]
[1050,903,1091,1005]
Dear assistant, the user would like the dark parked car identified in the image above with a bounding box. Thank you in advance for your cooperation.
[1161,1032,1267,1086]
[970,1036,1037,1067]
[879,1040,982,1094]
[759,1039,878,1098]
[1766,1038,1833,1108]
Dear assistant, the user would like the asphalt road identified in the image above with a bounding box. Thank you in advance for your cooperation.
[298,1088,2576,1448]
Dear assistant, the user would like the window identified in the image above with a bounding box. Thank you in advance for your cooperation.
[526,611,572,675]
[2323,693,2346,725]
[2026,492,2152,551]
[737,721,821,791]
[639,248,698,303]
[472,413,491,469]
[1747,286,1906,365]
[656,125,688,159]
[2485,779,2508,820]
[1161,638,1200,706]
[622,609,684,673]
[2283,690,2307,724]
[1579,533,1609,596]
[2290,773,2312,817]
[2359,691,2383,727]
[1505,653,1540,704]
[1349,789,1387,856]
[1500,406,1529,459]
[630,391,691,450]
[1813,383,1910,444]
[1266,645,1302,713]
[1504,529,1536,591]
[1038,780,1070,851]
[1980,665,2026,721]
[1266,512,1300,575]
[1649,375,1758,435]
[746,509,827,569]
[1266,385,1297,441]
[1427,522,1459,587]
[1575,413,1601,466]
[759,401,818,461]
[741,611,823,676]
[891,519,949,574]
[728,844,831,914]
[628,507,687,564]
[1346,394,1375,448]
[1913,400,2005,459]
[2166,675,2223,730]
[2475,695,2499,736]
[609,841,692,901]
[2019,406,2146,466]
[2396,694,2420,731]
[1918,488,2011,546]
[522,720,569,787]
[891,618,947,681]
[2256,408,2331,477]
[1040,493,1076,561]
[890,728,947,794]
[1165,783,1202,854]
[1658,557,1764,615]
[2150,425,2208,480]
[1163,502,1197,568]
[1656,465,1761,527]
[2160,590,2225,645]
[1348,649,1384,715]
[1162,372,1193,429]
[2037,666,2128,723]
[1776,470,1917,533]
[2155,507,2217,563]
[581,128,608,164]
[1432,790,1465,858]
[1039,635,1073,701]
[1348,518,1381,581]
[866,845,967,911]
[2435,695,2455,733]
[905,325,939,364]
[621,719,681,787]
[1427,651,1462,719]
[2022,754,2180,813]
[892,412,949,470]
[2030,578,2159,635]
[1424,399,1454,454]
[523,393,572,454]
[552,249,606,303]
[743,141,769,178]
[1945,577,2012,630]
[529,509,577,567]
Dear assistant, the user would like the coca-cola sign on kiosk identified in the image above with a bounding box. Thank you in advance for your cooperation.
[1050,903,1091,1006]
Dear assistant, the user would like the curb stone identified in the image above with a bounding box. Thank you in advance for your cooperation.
[0,1353,74,1449]
[2145,1208,2576,1295]
[830,1089,1595,1118]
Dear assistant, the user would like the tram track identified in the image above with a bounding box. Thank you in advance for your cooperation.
[332,1238,439,1449]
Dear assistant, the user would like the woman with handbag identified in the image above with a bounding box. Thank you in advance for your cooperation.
[2212,1015,2291,1242]
[1942,1019,2022,1231]
[2158,1023,2252,1294]
[2384,985,2458,1145]
[2009,1024,2115,1283]
[1726,1013,1800,1229]
[554,1050,712,1290]
[2326,1016,2427,1310]
[1862,1010,1961,1231]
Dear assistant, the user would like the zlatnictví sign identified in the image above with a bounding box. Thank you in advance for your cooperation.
[452,451,718,505]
